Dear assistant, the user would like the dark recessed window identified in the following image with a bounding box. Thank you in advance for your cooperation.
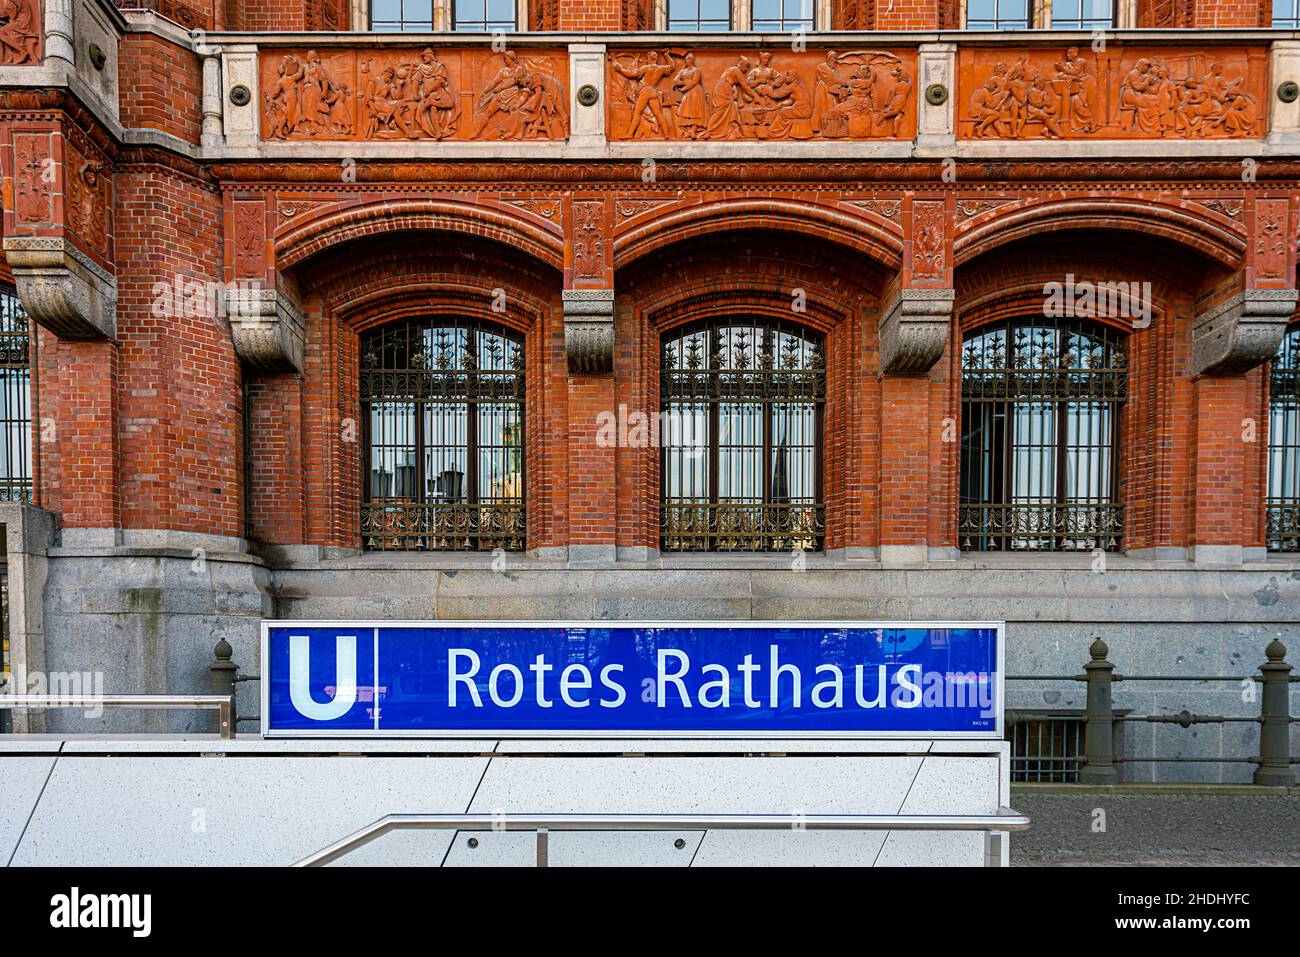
[1268,327,1300,551]
[960,319,1126,552]
[361,319,525,551]
[661,320,824,552]
[753,0,814,31]
[0,288,31,506]
[1050,0,1113,28]
[667,0,732,31]
[966,0,1033,29]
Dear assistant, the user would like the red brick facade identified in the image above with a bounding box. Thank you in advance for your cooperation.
[2,5,1297,561]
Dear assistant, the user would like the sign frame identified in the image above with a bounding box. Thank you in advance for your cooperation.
[260,619,1006,740]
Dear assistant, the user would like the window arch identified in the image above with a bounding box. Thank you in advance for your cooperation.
[1267,326,1300,552]
[660,319,824,552]
[959,318,1126,552]
[0,288,31,504]
[360,318,525,551]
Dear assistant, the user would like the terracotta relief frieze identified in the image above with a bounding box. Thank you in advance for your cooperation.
[260,48,570,143]
[0,0,41,66]
[958,45,1266,140]
[607,48,916,142]
[841,198,902,223]
[63,141,109,260]
[501,196,562,223]
[12,132,52,227]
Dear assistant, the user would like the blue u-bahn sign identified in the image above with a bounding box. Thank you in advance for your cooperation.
[261,621,1004,738]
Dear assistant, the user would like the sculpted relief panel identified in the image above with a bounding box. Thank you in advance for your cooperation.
[607,48,916,141]
[0,0,40,65]
[958,46,1266,140]
[260,48,570,142]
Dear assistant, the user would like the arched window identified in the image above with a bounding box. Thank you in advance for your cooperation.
[1268,327,1300,552]
[0,288,31,503]
[361,319,524,551]
[661,320,824,552]
[959,319,1126,551]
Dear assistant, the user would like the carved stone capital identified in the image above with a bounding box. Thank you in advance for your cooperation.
[223,286,306,373]
[1192,288,1299,376]
[564,288,614,375]
[879,287,955,374]
[2,236,116,340]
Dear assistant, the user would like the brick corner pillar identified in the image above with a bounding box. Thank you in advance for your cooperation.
[563,196,616,564]
[1189,197,1299,564]
[878,195,957,566]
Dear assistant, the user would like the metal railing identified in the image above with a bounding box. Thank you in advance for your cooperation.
[0,694,235,739]
[294,809,1031,868]
[1008,638,1298,785]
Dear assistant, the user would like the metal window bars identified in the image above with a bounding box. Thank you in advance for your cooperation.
[1268,326,1300,552]
[960,319,1126,552]
[361,319,525,551]
[661,320,825,552]
[0,288,31,505]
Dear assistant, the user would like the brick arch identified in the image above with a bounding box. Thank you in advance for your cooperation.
[954,198,1245,270]
[615,242,880,556]
[958,278,1170,337]
[613,198,904,274]
[275,199,566,273]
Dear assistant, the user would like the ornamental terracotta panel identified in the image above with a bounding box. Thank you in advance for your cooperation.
[259,48,570,143]
[956,45,1267,140]
[606,48,917,141]
[0,0,41,66]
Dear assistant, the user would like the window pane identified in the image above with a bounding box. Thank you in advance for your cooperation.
[1268,328,1300,550]
[661,321,823,552]
[361,319,524,551]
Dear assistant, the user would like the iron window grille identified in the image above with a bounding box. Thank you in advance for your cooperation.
[1275,0,1300,28]
[1048,0,1114,29]
[0,289,31,505]
[661,319,824,552]
[966,0,1034,29]
[960,319,1126,552]
[1006,713,1085,783]
[1268,326,1300,552]
[667,0,733,31]
[752,0,815,31]
[361,318,525,551]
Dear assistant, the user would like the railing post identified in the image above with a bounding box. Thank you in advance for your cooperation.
[1080,638,1119,784]
[210,638,238,736]
[536,828,549,868]
[1254,639,1296,787]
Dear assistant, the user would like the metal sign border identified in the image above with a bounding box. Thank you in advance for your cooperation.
[260,619,1006,740]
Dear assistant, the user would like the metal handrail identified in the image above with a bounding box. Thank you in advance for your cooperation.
[0,694,235,739]
[295,809,1031,868]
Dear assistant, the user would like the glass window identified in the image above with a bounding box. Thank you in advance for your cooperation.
[1051,0,1113,28]
[1275,0,1300,27]
[371,0,436,31]
[667,0,732,31]
[753,0,815,31]
[661,320,824,552]
[453,0,517,31]
[960,319,1126,551]
[361,319,525,551]
[0,289,31,505]
[966,0,1033,29]
[1268,327,1300,551]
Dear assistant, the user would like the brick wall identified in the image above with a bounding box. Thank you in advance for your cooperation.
[118,35,203,146]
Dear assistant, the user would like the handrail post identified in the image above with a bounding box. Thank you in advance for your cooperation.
[536,828,549,868]
[210,638,238,736]
[1080,638,1119,784]
[1253,639,1296,787]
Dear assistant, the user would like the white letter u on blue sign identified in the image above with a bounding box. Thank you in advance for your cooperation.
[289,634,358,721]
